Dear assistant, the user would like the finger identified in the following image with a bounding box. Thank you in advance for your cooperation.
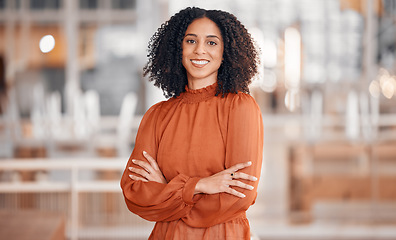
[224,187,246,198]
[226,161,252,173]
[231,172,258,181]
[230,180,254,190]
[129,174,148,182]
[132,159,154,174]
[128,166,150,179]
[143,151,160,171]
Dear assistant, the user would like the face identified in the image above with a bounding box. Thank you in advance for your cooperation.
[182,17,224,89]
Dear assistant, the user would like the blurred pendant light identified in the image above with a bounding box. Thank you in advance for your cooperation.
[284,27,301,90]
[284,27,301,112]
[39,35,56,53]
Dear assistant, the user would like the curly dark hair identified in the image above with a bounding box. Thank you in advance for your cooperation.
[143,7,259,98]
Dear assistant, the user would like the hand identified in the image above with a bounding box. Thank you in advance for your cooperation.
[128,151,167,184]
[194,161,257,198]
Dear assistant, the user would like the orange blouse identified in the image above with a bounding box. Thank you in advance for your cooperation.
[120,83,264,239]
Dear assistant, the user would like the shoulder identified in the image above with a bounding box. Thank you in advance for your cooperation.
[226,92,260,113]
[144,101,165,116]
[140,101,166,126]
[142,97,181,120]
[144,96,179,113]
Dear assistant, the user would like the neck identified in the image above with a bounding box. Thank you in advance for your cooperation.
[187,78,217,90]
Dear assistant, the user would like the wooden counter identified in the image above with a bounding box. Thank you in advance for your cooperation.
[0,210,65,240]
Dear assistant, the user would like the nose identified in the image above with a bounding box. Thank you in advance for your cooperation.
[194,41,206,55]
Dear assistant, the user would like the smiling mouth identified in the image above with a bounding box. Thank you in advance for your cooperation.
[191,60,209,67]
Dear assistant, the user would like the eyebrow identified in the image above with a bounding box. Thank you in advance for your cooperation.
[184,33,221,40]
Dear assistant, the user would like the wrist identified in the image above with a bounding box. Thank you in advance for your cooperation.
[194,179,202,195]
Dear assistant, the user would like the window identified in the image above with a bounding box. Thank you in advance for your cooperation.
[0,0,21,10]
[80,0,97,9]
[111,0,136,9]
[30,0,61,10]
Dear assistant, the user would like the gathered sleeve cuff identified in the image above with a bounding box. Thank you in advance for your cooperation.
[182,177,202,205]
[121,173,200,222]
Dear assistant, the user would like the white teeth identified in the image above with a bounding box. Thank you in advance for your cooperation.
[191,60,209,65]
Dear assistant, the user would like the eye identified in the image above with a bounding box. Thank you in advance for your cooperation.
[208,41,217,46]
[186,39,196,44]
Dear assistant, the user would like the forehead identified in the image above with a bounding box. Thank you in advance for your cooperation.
[185,17,222,39]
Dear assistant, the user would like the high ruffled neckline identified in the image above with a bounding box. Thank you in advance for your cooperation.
[180,82,218,103]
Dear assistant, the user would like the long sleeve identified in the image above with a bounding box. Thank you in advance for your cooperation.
[181,93,264,227]
[120,102,202,222]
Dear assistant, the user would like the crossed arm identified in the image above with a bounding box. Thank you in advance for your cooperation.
[128,151,257,198]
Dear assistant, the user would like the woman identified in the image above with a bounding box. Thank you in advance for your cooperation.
[120,7,263,239]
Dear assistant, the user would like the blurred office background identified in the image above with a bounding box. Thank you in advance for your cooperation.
[0,0,396,239]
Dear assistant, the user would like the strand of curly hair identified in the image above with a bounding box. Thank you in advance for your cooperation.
[143,7,259,98]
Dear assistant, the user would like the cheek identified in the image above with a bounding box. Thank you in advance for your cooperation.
[181,48,188,67]
[214,49,224,63]
[181,53,188,68]
[213,46,223,58]
[219,47,224,59]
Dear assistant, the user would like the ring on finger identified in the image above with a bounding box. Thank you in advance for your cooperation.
[230,172,235,178]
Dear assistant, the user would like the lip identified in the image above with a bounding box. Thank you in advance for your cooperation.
[190,59,209,68]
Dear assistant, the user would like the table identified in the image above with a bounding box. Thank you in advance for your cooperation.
[0,210,65,240]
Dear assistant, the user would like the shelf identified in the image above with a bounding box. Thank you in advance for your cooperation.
[0,181,122,193]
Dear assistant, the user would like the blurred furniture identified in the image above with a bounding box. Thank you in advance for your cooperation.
[0,158,153,240]
[289,141,396,223]
[14,144,47,181]
[0,210,65,240]
[94,92,138,158]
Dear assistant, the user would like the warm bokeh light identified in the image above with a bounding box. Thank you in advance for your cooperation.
[375,68,396,99]
[369,80,380,98]
[284,89,300,112]
[379,70,390,88]
[382,79,395,99]
[262,38,278,68]
[39,35,55,53]
[260,69,277,92]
